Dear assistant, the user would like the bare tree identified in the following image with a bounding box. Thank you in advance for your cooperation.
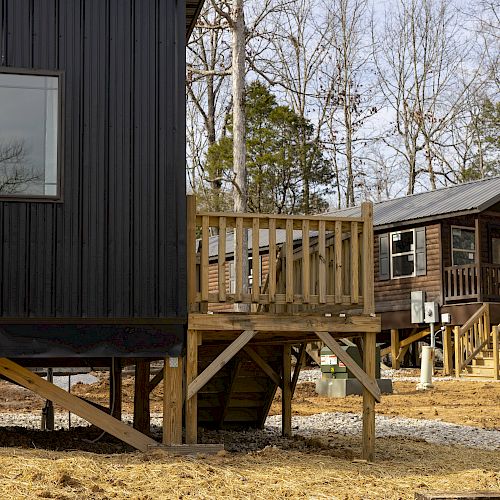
[0,139,39,194]
[373,0,482,194]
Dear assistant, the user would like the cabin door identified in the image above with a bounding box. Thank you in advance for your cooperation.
[490,226,500,264]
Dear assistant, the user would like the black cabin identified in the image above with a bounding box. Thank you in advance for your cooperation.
[0,0,202,359]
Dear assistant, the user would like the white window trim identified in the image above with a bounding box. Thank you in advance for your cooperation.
[390,229,416,279]
[451,225,476,266]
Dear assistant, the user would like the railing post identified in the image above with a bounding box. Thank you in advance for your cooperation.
[475,218,483,302]
[187,195,198,312]
[454,326,461,378]
[493,325,499,381]
[361,202,374,313]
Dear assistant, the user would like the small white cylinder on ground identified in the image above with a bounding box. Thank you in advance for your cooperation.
[417,345,435,390]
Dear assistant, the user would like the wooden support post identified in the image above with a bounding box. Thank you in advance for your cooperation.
[442,326,453,376]
[390,329,400,370]
[493,325,499,381]
[163,357,183,445]
[186,330,199,444]
[291,343,306,397]
[454,326,461,378]
[361,201,376,462]
[110,357,122,420]
[134,359,150,435]
[282,344,292,438]
[362,331,377,462]
[0,358,158,452]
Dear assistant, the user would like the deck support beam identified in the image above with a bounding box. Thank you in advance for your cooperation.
[442,325,453,376]
[186,330,200,444]
[110,357,122,420]
[362,331,377,462]
[0,358,158,452]
[282,344,292,437]
[134,359,150,435]
[163,357,183,445]
[244,346,282,387]
[390,329,400,370]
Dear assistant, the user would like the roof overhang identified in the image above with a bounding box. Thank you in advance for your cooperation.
[186,0,205,40]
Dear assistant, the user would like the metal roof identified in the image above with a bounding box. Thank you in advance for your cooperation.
[327,177,500,230]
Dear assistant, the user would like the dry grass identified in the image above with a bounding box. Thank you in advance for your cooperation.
[0,435,498,499]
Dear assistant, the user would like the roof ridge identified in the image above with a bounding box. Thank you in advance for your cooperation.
[329,176,500,212]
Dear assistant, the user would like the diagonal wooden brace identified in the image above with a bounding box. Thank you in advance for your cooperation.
[187,330,258,400]
[314,332,381,403]
[0,358,158,452]
[244,346,282,388]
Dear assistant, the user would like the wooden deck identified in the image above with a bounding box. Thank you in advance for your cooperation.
[183,196,381,460]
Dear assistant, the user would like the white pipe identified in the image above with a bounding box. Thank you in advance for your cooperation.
[417,345,435,390]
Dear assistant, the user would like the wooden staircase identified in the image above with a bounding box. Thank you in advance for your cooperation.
[454,303,500,380]
[196,344,282,429]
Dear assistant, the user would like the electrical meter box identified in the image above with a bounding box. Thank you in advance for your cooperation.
[320,346,381,380]
[424,302,439,323]
[411,291,425,323]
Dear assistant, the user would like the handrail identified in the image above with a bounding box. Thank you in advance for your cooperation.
[454,303,491,376]
[187,197,374,313]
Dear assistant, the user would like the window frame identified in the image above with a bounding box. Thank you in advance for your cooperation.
[0,67,64,202]
[451,225,476,266]
[390,228,416,279]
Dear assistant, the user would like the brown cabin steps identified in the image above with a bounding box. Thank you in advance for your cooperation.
[196,344,282,429]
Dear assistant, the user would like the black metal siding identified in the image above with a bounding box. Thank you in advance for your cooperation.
[0,0,186,322]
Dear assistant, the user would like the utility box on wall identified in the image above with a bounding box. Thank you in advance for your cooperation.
[411,291,426,323]
[424,302,439,324]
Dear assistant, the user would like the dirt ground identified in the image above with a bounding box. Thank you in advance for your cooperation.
[1,372,499,430]
[0,371,499,499]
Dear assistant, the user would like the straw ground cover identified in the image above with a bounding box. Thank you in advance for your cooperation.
[0,435,498,500]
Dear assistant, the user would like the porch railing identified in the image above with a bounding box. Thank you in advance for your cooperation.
[444,263,500,303]
[187,196,374,313]
[453,303,499,378]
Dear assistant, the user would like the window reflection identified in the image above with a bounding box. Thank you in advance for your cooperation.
[0,72,59,197]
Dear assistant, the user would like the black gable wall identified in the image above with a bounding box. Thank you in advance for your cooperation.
[0,0,186,322]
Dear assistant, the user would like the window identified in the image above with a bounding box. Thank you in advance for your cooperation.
[391,230,416,278]
[379,227,426,280]
[451,227,476,265]
[0,70,61,198]
[229,256,262,293]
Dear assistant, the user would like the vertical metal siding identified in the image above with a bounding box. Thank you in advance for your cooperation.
[0,0,187,321]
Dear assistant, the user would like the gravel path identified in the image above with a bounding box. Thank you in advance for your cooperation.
[266,412,500,451]
[2,410,498,452]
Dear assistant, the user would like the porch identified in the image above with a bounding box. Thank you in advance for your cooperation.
[444,263,500,303]
[184,196,381,460]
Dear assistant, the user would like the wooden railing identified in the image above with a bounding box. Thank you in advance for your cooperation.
[454,303,491,376]
[444,263,500,303]
[444,264,479,302]
[481,263,500,301]
[187,197,373,313]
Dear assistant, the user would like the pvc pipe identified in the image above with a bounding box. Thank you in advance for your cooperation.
[417,345,435,391]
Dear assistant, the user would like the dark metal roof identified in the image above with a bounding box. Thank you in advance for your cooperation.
[186,0,205,39]
[328,177,500,230]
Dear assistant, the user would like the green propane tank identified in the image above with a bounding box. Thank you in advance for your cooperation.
[320,345,381,380]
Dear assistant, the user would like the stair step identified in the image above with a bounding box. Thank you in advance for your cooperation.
[464,365,495,376]
[471,357,495,367]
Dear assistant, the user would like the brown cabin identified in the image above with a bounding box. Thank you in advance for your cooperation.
[331,177,500,331]
[202,177,500,379]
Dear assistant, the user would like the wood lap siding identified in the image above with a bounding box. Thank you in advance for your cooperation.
[374,224,442,313]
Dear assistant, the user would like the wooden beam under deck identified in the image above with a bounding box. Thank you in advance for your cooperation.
[189,313,380,334]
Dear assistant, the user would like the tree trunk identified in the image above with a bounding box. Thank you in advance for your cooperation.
[231,0,249,310]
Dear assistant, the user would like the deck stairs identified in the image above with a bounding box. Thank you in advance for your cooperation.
[455,303,500,380]
[196,344,282,429]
